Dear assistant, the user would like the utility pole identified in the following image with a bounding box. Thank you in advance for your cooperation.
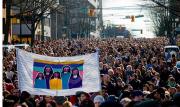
[41,0,44,41]
[64,0,69,39]
[41,17,44,41]
[56,11,58,39]
[20,0,22,43]
[4,0,12,44]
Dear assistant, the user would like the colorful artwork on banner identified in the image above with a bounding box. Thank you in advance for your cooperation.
[33,60,84,90]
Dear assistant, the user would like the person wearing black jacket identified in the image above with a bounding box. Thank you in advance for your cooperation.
[129,74,142,90]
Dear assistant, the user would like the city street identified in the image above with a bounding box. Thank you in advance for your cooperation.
[2,0,180,107]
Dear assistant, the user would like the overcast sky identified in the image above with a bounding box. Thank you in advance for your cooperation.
[102,0,155,38]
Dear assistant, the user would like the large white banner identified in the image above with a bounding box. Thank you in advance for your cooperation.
[16,49,101,96]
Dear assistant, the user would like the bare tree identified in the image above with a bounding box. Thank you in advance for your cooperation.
[4,0,64,44]
[149,0,180,36]
[149,4,172,36]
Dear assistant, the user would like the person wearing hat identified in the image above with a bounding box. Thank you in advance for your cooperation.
[93,95,105,107]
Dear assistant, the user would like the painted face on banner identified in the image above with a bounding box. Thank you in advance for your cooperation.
[39,73,43,78]
[45,67,51,75]
[72,69,79,75]
[64,67,70,73]
[36,73,44,79]
[54,72,60,78]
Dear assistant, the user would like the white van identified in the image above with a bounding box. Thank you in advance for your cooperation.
[164,45,179,62]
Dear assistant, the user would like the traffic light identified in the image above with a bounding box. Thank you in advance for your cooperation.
[131,15,135,22]
[88,9,95,17]
[141,29,143,34]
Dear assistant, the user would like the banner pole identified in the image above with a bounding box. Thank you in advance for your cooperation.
[56,90,58,96]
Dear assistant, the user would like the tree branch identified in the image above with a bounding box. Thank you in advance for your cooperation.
[22,15,32,31]
[152,0,180,17]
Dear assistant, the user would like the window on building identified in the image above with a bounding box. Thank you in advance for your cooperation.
[12,18,17,24]
[17,19,20,23]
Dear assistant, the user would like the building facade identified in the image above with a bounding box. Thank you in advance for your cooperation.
[50,0,103,39]
[3,0,58,44]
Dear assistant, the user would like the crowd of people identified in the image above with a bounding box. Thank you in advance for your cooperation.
[3,37,180,107]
